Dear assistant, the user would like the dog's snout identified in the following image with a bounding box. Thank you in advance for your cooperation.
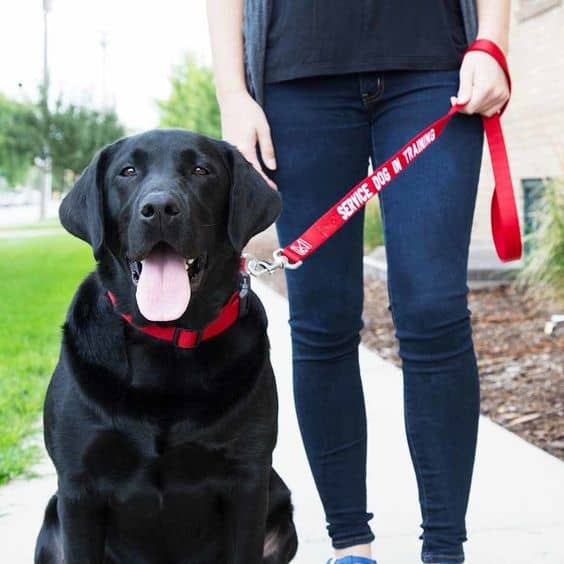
[139,192,181,222]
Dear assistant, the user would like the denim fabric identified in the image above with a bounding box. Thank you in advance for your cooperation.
[263,70,483,562]
[327,557,377,564]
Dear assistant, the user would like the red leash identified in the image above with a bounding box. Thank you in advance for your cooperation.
[247,39,522,276]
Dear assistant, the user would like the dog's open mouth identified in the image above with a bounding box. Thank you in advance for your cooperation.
[128,242,207,322]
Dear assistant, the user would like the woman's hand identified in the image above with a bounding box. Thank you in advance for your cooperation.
[451,50,510,117]
[218,89,277,189]
[206,0,276,187]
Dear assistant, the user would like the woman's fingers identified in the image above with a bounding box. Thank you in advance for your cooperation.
[245,117,277,189]
[453,51,510,116]
[481,84,510,116]
[240,142,278,190]
[466,84,509,116]
[454,59,474,107]
[219,90,278,189]
[464,85,490,114]
[253,156,278,190]
[257,122,277,171]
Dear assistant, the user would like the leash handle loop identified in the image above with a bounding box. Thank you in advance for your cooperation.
[466,39,521,261]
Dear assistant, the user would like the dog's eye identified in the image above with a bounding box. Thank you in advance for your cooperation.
[120,166,137,177]
[192,166,209,176]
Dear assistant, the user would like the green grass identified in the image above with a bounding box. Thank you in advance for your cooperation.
[0,218,62,232]
[364,198,384,252]
[0,233,93,484]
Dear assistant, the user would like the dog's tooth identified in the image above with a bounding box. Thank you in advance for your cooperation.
[187,258,195,264]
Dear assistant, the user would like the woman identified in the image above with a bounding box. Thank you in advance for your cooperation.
[207,1,511,563]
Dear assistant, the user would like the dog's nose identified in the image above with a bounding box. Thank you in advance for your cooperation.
[139,192,181,222]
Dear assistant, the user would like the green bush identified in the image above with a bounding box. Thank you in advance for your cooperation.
[519,178,564,305]
[158,54,221,139]
[364,198,384,252]
[0,90,125,191]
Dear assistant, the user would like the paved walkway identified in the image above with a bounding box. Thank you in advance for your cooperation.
[1,281,563,563]
[0,203,59,228]
[0,228,62,239]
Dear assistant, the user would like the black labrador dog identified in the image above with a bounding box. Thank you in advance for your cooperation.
[34,129,297,564]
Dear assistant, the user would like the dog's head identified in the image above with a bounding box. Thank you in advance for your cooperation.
[59,129,281,324]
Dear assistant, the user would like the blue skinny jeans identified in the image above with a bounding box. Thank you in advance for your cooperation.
[263,70,483,564]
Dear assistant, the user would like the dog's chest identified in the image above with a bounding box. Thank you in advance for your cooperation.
[79,425,235,501]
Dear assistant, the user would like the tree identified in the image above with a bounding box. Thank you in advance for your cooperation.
[48,100,125,190]
[158,55,221,139]
[0,91,125,192]
[0,94,39,186]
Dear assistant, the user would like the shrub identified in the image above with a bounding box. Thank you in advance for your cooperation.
[518,177,564,305]
[158,55,221,139]
[364,198,384,253]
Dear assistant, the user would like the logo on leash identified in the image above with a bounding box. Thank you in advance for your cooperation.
[290,238,313,256]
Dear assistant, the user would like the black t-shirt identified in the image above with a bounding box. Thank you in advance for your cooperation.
[264,1,468,83]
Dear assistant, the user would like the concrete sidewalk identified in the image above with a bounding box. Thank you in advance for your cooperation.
[1,280,563,563]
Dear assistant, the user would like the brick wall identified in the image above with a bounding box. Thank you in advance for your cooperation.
[471,0,564,243]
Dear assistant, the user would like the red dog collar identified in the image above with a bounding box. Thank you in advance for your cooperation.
[107,272,249,348]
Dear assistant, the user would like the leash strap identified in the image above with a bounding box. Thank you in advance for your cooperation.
[277,39,522,266]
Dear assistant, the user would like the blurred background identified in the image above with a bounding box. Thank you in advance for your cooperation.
[0,0,218,223]
[0,0,222,484]
[0,0,562,505]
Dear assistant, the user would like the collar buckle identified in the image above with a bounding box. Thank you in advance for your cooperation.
[172,326,202,348]
[193,330,203,347]
[238,271,251,319]
[172,326,182,346]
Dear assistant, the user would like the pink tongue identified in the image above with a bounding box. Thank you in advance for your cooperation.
[136,246,191,321]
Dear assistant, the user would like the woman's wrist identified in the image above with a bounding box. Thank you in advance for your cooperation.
[475,0,511,55]
[475,31,509,55]
[215,82,249,106]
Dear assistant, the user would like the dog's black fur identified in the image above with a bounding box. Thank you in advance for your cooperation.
[34,130,297,564]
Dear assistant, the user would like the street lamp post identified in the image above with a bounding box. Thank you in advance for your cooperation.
[100,31,109,110]
[40,0,52,221]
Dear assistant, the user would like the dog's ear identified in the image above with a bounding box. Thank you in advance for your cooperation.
[223,144,282,252]
[59,146,111,260]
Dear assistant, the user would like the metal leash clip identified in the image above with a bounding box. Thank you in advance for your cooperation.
[244,249,302,277]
